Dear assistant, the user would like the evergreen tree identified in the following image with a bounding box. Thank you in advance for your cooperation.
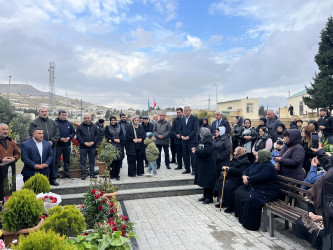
[0,96,17,124]
[105,109,111,120]
[303,16,333,111]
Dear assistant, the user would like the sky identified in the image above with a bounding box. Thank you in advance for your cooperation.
[0,0,332,110]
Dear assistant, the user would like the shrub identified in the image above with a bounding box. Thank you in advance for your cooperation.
[1,189,44,232]
[12,230,75,250]
[22,173,50,194]
[41,205,86,237]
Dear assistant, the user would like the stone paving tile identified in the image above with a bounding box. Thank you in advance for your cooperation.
[124,194,314,250]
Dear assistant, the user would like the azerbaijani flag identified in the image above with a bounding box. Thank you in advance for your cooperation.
[153,99,157,108]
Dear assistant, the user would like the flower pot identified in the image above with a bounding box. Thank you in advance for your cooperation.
[2,218,45,248]
[102,192,118,197]
[95,161,108,176]
[59,169,88,178]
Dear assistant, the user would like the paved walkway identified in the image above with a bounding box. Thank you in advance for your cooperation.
[124,195,313,250]
[16,158,314,249]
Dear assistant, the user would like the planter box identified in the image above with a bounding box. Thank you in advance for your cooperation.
[95,161,108,176]
[59,169,88,178]
[2,218,45,248]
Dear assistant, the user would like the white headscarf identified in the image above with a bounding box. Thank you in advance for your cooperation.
[218,126,226,136]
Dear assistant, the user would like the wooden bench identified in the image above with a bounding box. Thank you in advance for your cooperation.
[262,175,313,237]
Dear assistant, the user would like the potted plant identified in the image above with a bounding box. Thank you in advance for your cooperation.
[1,189,45,247]
[41,205,86,237]
[97,141,119,176]
[11,230,75,250]
[22,173,50,194]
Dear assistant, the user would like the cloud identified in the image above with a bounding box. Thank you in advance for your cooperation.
[185,35,202,50]
[149,0,178,21]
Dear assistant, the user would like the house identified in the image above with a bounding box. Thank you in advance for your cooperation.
[287,89,315,116]
[217,98,259,120]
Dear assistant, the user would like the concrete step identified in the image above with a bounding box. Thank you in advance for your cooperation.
[60,185,202,205]
[51,177,195,195]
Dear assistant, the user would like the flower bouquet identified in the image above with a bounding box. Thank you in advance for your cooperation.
[36,192,62,212]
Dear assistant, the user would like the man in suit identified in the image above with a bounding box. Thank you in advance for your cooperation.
[28,107,60,186]
[210,111,231,137]
[171,108,183,170]
[21,127,54,182]
[179,106,199,175]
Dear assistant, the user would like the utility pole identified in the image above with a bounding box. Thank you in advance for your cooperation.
[81,99,83,122]
[208,96,211,110]
[48,62,56,114]
[8,75,12,102]
[213,83,218,110]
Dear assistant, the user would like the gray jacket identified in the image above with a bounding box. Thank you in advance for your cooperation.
[266,115,281,136]
[28,117,60,145]
[153,120,171,145]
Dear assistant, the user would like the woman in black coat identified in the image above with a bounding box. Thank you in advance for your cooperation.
[126,116,146,177]
[301,125,316,174]
[232,116,244,151]
[214,146,251,211]
[272,123,286,143]
[213,126,232,179]
[234,150,280,231]
[239,119,257,164]
[105,116,124,181]
[274,129,305,181]
[194,127,216,204]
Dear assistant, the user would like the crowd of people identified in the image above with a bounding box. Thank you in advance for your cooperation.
[1,105,333,248]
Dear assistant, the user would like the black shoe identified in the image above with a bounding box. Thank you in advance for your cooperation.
[182,170,191,174]
[191,171,196,175]
[202,199,213,204]
[166,165,171,169]
[116,176,120,181]
[224,208,234,213]
[174,167,182,170]
[170,160,176,163]
[65,175,74,180]
[137,174,143,176]
[81,176,86,180]
[50,181,59,186]
[198,197,206,202]
[90,175,97,179]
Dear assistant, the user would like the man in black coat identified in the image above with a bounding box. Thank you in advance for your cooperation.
[171,108,184,170]
[179,106,199,175]
[76,114,99,180]
[55,110,75,180]
[210,111,231,136]
[96,119,105,148]
[28,107,60,186]
[318,108,333,144]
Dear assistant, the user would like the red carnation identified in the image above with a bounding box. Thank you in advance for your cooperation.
[81,205,84,208]
[120,215,129,221]
[98,206,103,211]
[91,190,96,194]
[108,217,114,221]
[82,233,85,236]
[109,202,114,207]
[121,224,126,230]
[122,231,126,237]
[95,194,101,199]
[112,226,118,231]
[110,209,115,214]
[101,191,104,195]
[102,199,106,204]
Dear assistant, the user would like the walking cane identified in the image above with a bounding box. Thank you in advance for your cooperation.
[219,170,227,211]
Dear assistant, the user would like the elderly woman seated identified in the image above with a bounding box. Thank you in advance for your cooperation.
[234,150,280,231]
[214,146,251,212]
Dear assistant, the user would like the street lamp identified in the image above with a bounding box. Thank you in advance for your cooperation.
[213,83,218,109]
[8,75,12,102]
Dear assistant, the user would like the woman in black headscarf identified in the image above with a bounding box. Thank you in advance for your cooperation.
[239,119,257,164]
[252,127,272,157]
[105,116,124,180]
[214,146,251,212]
[232,116,244,151]
[194,127,216,204]
[126,116,146,177]
[234,150,280,231]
